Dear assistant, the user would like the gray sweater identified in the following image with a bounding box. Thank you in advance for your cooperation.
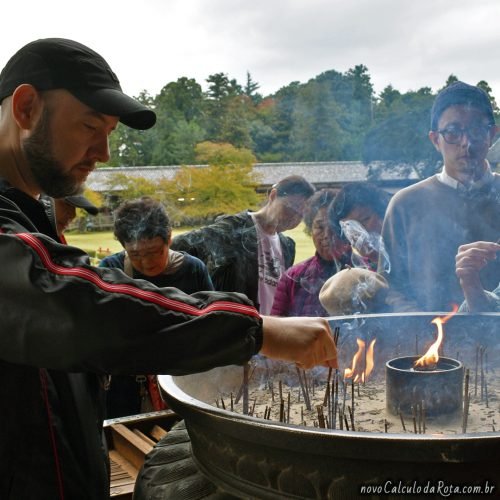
[381,174,500,312]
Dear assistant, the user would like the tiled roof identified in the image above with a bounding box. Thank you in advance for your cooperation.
[86,161,421,192]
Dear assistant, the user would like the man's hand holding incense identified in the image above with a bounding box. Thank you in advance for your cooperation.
[260,316,338,370]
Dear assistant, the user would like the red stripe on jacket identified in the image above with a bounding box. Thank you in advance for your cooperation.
[15,232,261,319]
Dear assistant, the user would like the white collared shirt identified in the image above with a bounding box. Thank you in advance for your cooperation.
[437,161,494,190]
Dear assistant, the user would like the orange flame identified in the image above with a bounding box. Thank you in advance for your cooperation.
[414,305,459,368]
[344,338,376,383]
[366,338,376,378]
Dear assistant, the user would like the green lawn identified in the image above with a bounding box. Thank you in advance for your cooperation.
[65,223,315,264]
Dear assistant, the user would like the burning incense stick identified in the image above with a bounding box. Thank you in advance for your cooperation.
[417,402,422,434]
[287,392,291,423]
[296,367,311,410]
[303,370,311,405]
[351,378,355,417]
[475,345,479,397]
[323,367,333,406]
[333,326,340,346]
[348,405,355,431]
[333,371,339,429]
[399,412,406,432]
[462,369,470,434]
[235,362,255,407]
[264,406,271,420]
[317,405,326,428]
[421,400,426,434]
[480,346,485,401]
[412,406,417,434]
[342,378,347,417]
[269,380,275,403]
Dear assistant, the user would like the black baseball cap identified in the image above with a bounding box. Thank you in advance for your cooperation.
[430,81,495,131]
[64,195,99,215]
[0,38,156,130]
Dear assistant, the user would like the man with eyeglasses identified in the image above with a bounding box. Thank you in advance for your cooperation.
[380,81,500,312]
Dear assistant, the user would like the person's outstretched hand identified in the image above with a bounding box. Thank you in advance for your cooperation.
[456,241,500,312]
[260,316,338,370]
[456,241,500,282]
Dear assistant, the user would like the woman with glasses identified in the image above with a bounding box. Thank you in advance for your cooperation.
[381,81,500,312]
[99,196,214,417]
[270,189,351,317]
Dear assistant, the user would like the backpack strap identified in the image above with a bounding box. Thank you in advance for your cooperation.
[123,253,134,277]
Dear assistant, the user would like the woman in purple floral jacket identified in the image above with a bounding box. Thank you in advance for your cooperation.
[271,189,351,317]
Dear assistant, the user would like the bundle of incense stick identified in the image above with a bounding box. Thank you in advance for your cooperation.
[322,327,340,406]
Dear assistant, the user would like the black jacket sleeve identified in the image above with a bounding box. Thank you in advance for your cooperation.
[0,222,263,376]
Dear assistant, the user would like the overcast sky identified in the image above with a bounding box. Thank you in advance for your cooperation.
[2,0,500,101]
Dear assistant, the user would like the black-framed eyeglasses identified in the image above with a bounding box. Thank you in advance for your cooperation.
[437,124,493,145]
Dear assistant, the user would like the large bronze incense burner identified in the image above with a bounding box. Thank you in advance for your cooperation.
[159,313,500,499]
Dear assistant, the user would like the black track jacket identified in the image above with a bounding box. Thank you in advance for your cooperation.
[0,180,262,500]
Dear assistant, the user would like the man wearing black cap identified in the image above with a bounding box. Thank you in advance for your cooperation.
[55,195,99,241]
[0,39,337,499]
[380,81,500,312]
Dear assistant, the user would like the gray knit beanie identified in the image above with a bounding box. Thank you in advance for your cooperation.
[430,81,495,130]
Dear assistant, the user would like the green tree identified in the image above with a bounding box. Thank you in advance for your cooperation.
[106,90,156,167]
[165,141,262,222]
[289,80,345,161]
[148,78,207,165]
[477,80,500,116]
[204,73,253,147]
[105,173,158,200]
[244,71,262,104]
[156,77,205,122]
[444,74,459,89]
[364,86,439,177]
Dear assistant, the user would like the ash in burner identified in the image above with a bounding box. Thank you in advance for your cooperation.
[212,346,498,436]
[183,314,500,436]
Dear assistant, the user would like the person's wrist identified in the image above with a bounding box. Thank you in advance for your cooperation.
[253,317,264,355]
[459,274,483,290]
